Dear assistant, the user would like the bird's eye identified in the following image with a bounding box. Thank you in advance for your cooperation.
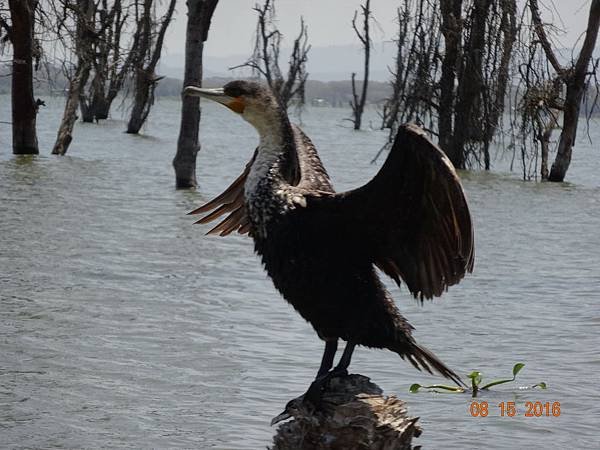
[224,86,246,98]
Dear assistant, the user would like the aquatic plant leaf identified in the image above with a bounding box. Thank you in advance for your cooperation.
[512,363,525,377]
[409,383,422,393]
[481,378,514,390]
[467,371,482,387]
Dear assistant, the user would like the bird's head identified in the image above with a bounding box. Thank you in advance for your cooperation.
[183,80,280,134]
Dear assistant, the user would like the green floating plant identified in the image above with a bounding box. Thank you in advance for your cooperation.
[409,363,547,395]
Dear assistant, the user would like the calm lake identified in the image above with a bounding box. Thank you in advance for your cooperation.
[1,96,599,449]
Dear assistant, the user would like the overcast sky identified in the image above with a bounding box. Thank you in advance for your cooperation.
[162,0,596,59]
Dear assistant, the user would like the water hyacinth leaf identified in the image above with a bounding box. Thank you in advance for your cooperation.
[482,362,527,390]
[468,371,482,387]
[512,363,525,377]
[467,371,482,381]
[411,363,544,395]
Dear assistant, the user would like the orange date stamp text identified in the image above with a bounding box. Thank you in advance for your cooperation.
[469,401,561,417]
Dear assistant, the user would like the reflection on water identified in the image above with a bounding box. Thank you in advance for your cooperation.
[1,98,599,448]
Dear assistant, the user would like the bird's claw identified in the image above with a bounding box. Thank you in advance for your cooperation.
[331,367,348,378]
[303,368,349,408]
[303,377,327,409]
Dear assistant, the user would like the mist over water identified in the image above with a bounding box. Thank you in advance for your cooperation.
[1,97,599,448]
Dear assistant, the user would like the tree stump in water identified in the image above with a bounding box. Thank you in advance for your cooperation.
[270,374,421,450]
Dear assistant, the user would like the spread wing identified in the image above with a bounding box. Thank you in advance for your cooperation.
[303,123,474,300]
[188,149,257,236]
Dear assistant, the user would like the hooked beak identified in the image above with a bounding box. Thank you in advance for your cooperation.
[270,410,292,426]
[182,86,246,114]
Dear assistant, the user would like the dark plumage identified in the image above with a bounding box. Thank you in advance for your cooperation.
[185,80,474,386]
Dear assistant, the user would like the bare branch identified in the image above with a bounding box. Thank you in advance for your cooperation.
[528,0,565,75]
[349,0,371,130]
[235,0,310,108]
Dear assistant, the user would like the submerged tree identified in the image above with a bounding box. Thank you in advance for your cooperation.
[52,0,95,155]
[441,0,517,169]
[126,0,175,134]
[173,0,219,188]
[380,0,441,134]
[437,0,462,157]
[79,0,133,122]
[234,0,310,109]
[380,0,518,170]
[350,0,372,130]
[381,0,598,182]
[506,0,600,181]
[527,0,600,182]
[5,0,40,154]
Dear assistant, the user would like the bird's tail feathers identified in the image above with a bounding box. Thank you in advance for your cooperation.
[395,342,465,388]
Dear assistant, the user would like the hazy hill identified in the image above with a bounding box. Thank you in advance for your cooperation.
[0,65,393,107]
[159,42,397,82]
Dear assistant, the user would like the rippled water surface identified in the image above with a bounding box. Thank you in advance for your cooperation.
[1,97,599,449]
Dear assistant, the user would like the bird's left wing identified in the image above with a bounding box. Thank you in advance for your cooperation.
[188,149,258,236]
[301,124,474,300]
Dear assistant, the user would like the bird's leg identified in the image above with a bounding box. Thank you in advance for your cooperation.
[331,341,356,377]
[303,339,339,408]
[303,341,354,408]
[316,339,338,378]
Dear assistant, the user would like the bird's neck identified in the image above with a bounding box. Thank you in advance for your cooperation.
[243,111,300,237]
[248,110,299,190]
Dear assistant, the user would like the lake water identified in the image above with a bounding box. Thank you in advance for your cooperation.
[1,96,599,449]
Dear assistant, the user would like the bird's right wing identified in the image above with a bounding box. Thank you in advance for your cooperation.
[188,149,257,236]
[301,124,474,300]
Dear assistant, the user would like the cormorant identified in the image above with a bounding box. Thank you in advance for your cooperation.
[184,80,474,388]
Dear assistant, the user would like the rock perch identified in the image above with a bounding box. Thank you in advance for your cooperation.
[270,374,421,450]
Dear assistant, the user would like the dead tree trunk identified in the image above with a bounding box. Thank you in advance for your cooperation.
[52,63,91,155]
[548,0,600,181]
[438,0,462,158]
[90,76,109,120]
[126,0,175,134]
[126,68,156,134]
[482,0,517,169]
[350,0,371,131]
[534,111,558,181]
[270,375,421,450]
[52,0,94,156]
[79,18,106,124]
[79,72,100,122]
[451,0,492,169]
[8,0,39,155]
[80,0,116,122]
[530,0,600,182]
[486,0,517,138]
[99,5,139,120]
[86,0,131,121]
[173,0,219,189]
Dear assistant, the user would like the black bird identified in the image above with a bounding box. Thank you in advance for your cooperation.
[184,80,474,387]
